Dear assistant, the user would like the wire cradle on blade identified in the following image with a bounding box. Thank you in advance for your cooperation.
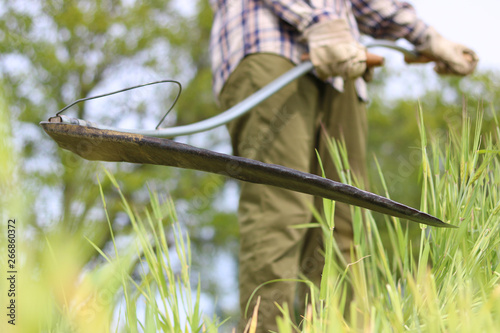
[40,120,454,228]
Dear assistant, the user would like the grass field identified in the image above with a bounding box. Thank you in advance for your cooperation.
[2,99,500,332]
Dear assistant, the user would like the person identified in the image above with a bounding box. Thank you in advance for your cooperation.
[208,0,478,332]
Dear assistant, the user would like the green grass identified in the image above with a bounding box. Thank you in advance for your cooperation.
[2,93,500,332]
[279,106,500,332]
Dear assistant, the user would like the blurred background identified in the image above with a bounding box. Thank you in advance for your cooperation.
[1,0,499,331]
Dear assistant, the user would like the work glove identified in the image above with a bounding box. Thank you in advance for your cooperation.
[303,19,366,80]
[415,27,478,76]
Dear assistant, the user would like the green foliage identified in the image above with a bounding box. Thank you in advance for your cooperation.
[366,70,500,242]
[2,171,210,332]
[367,70,500,203]
[1,0,236,314]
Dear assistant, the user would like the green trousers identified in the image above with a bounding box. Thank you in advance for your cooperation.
[219,54,368,333]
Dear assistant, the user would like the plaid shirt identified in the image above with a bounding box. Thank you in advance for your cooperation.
[209,0,428,100]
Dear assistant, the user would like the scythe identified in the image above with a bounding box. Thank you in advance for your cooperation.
[40,44,455,228]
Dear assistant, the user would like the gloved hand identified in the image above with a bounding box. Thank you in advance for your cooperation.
[303,19,366,80]
[415,27,478,76]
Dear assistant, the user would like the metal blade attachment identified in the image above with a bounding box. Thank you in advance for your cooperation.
[40,121,455,228]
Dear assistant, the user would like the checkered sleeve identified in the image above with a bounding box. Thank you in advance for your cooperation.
[351,0,428,45]
[261,0,340,32]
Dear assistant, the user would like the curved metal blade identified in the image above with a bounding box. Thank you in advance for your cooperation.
[40,121,455,228]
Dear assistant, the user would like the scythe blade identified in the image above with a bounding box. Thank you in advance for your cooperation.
[40,121,455,228]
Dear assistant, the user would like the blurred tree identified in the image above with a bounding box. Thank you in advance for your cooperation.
[0,0,238,320]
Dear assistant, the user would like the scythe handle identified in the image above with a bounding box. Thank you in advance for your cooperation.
[46,44,421,138]
[300,52,385,67]
[366,52,385,67]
